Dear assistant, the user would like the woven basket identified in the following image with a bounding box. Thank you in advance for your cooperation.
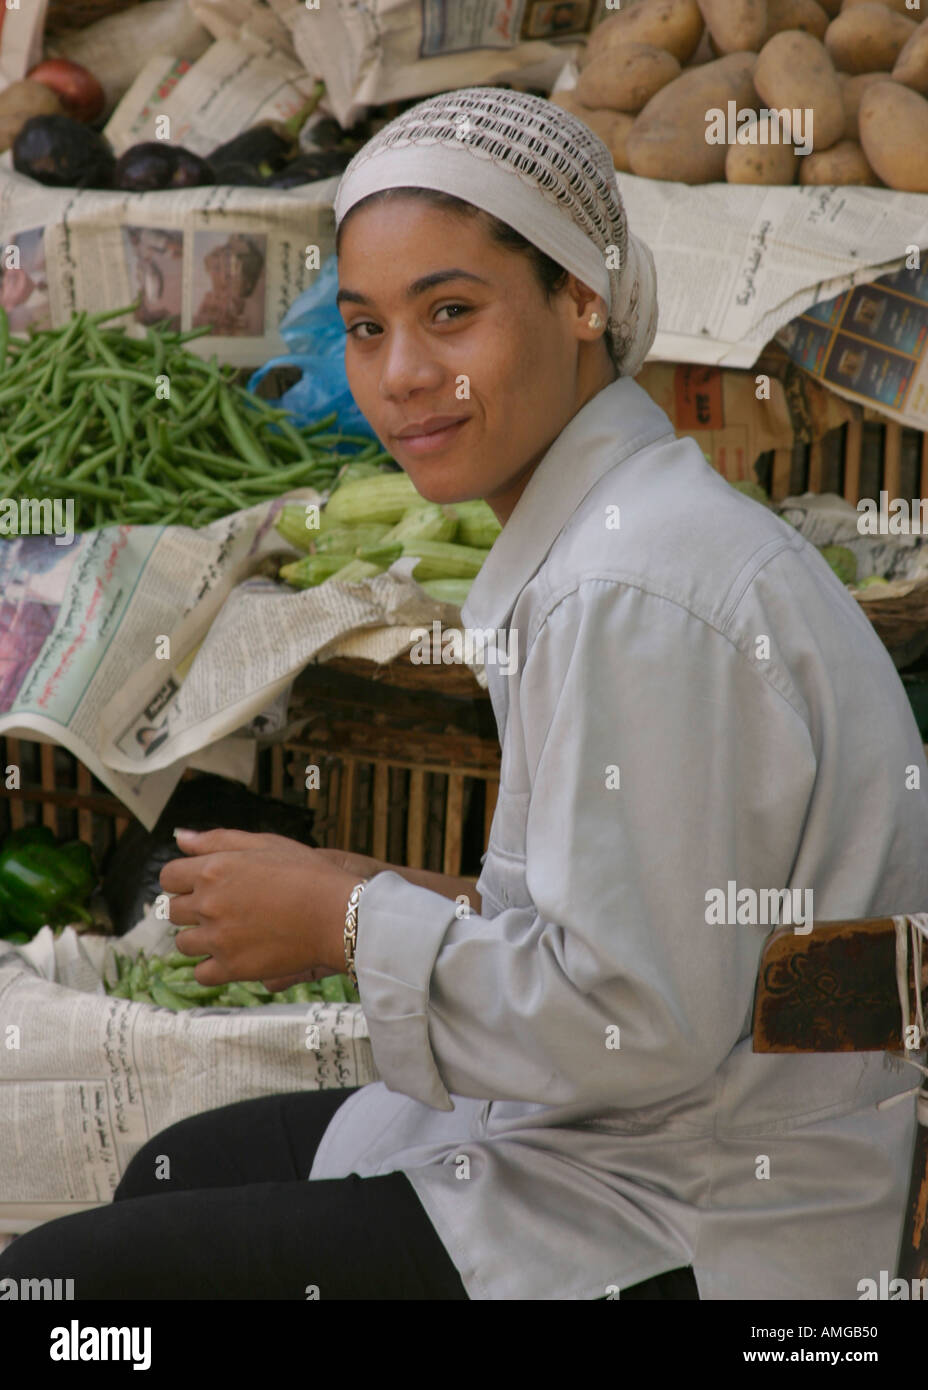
[45,0,144,34]
[854,578,928,669]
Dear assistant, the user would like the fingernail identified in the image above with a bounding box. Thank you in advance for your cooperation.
[173,827,196,840]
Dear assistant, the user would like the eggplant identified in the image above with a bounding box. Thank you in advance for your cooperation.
[206,158,270,187]
[113,141,213,192]
[208,86,324,184]
[263,149,351,188]
[12,113,114,188]
[209,125,296,181]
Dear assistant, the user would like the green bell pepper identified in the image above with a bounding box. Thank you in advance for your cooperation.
[0,825,95,938]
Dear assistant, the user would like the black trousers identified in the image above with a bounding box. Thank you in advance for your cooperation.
[0,1088,698,1300]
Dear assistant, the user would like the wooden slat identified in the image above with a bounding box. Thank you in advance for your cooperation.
[883,422,903,501]
[407,769,426,869]
[337,757,355,848]
[843,418,862,504]
[76,763,93,844]
[324,760,340,848]
[372,761,389,861]
[921,431,928,501]
[443,773,464,876]
[40,744,57,832]
[807,439,823,494]
[270,745,284,799]
[771,448,792,501]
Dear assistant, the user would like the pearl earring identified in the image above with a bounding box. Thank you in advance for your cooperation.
[588,311,604,330]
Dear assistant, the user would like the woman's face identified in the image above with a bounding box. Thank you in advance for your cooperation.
[336,198,612,524]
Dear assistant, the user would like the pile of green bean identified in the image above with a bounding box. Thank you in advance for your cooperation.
[104,947,360,1009]
[0,302,392,532]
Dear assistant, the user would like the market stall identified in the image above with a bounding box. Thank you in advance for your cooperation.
[1,0,928,1299]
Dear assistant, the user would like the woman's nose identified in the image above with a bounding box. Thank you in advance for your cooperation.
[378,325,442,400]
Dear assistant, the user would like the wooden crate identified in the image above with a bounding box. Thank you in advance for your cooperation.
[0,658,501,879]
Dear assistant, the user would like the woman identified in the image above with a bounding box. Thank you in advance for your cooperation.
[2,87,926,1302]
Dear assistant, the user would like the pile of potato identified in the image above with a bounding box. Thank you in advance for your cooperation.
[552,0,928,192]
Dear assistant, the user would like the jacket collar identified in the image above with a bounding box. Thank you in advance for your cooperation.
[460,374,675,634]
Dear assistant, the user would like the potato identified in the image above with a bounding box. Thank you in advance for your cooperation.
[825,3,918,72]
[550,91,636,170]
[627,52,759,182]
[696,0,768,51]
[798,137,881,182]
[859,79,928,189]
[0,79,64,153]
[893,20,928,92]
[764,0,829,41]
[839,71,892,137]
[590,0,705,65]
[577,42,681,112]
[725,114,800,180]
[754,31,846,149]
[840,0,916,15]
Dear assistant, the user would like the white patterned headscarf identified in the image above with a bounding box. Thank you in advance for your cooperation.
[333,87,658,378]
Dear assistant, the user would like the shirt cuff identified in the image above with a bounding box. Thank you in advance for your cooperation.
[354,870,457,1112]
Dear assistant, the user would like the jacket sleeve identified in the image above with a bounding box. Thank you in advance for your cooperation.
[353,578,818,1112]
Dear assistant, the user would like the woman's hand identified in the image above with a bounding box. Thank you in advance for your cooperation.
[159,829,360,991]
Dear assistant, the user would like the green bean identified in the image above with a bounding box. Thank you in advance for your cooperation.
[66,445,119,483]
[222,982,261,1008]
[85,321,123,371]
[218,385,273,471]
[150,979,197,1012]
[93,383,124,449]
[69,366,159,390]
[117,381,133,442]
[40,477,123,502]
[177,466,247,510]
[86,299,141,325]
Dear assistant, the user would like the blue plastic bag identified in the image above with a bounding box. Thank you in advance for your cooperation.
[247,254,377,440]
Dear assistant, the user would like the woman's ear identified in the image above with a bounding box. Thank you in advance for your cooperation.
[566,274,609,347]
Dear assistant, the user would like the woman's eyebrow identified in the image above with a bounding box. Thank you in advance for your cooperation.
[336,269,491,307]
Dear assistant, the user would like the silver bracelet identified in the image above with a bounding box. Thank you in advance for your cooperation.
[343,880,369,988]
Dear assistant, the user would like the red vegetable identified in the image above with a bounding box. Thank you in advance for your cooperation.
[26,59,104,125]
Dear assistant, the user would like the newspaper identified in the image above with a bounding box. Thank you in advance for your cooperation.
[0,913,376,1235]
[102,35,319,157]
[271,0,594,129]
[615,172,928,424]
[0,158,339,366]
[0,497,478,828]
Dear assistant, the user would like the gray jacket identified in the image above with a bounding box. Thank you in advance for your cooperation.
[309,374,928,1300]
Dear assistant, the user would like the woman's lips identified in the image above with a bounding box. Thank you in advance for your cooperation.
[393,418,470,454]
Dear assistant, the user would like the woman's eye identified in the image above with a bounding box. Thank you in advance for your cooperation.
[434,303,470,323]
[346,320,380,340]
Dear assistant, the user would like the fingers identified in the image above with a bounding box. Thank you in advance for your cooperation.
[167,893,201,927]
[172,827,290,856]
